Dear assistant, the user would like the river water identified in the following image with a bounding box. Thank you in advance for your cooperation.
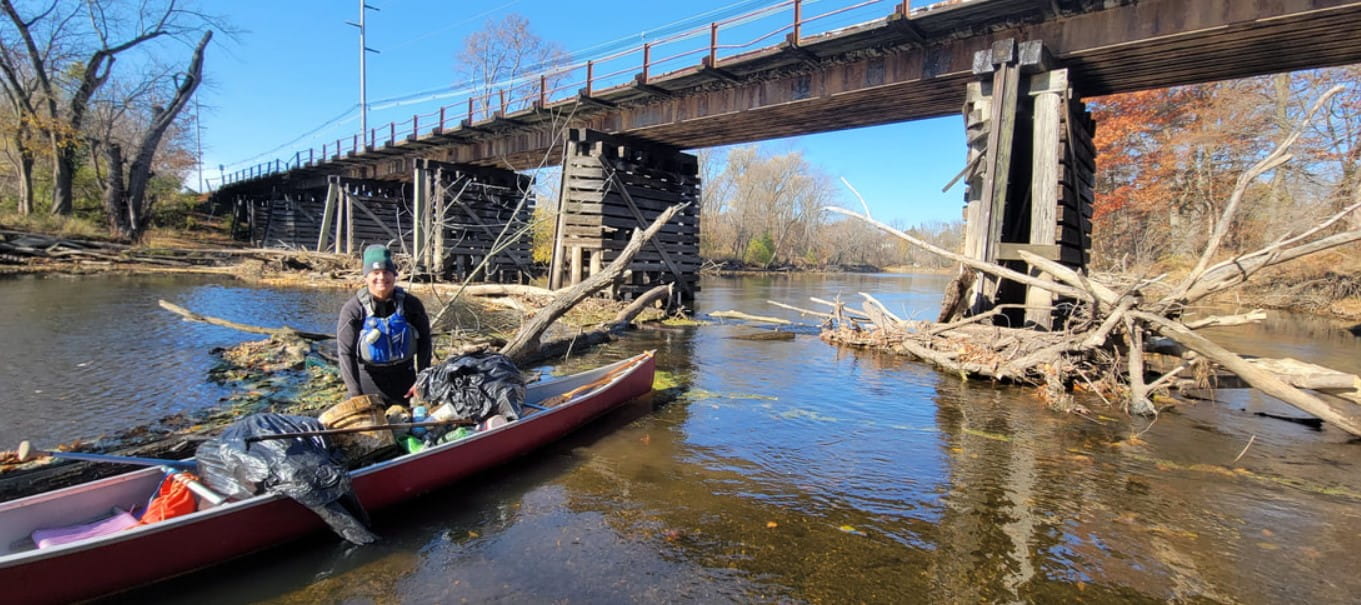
[2,272,1360,603]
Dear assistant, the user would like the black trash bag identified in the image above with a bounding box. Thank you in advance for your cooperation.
[413,352,525,421]
[196,413,378,545]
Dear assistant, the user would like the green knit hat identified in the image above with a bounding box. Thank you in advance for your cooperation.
[361,244,397,273]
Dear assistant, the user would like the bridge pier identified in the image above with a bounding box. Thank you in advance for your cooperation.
[409,159,536,283]
[549,129,701,301]
[957,39,1094,330]
[229,166,535,284]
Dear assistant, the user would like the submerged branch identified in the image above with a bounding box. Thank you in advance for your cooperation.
[158,300,332,341]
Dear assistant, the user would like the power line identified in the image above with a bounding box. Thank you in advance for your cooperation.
[221,0,808,171]
[384,0,522,51]
[222,104,360,169]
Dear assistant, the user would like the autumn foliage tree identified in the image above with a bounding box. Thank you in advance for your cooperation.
[1090,68,1361,272]
[0,0,219,240]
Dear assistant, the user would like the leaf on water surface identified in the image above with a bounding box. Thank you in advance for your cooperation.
[838,525,866,536]
[962,427,1011,442]
[777,408,839,423]
[652,370,683,390]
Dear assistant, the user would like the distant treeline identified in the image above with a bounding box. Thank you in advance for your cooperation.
[696,145,962,270]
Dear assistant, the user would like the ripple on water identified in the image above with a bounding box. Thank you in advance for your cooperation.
[0,274,350,446]
[32,273,1361,604]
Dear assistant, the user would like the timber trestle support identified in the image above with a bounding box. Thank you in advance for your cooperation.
[229,164,536,284]
[957,39,1095,330]
[550,128,701,302]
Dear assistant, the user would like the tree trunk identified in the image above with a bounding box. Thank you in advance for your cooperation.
[101,142,132,238]
[15,145,33,215]
[500,203,685,362]
[49,143,75,215]
[104,31,212,241]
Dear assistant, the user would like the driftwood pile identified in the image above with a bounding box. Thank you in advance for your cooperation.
[796,88,1361,437]
[0,228,354,274]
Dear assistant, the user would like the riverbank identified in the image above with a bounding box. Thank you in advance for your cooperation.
[8,222,1360,328]
[1094,247,1361,325]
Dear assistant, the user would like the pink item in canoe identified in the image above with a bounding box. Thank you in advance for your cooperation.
[32,508,139,549]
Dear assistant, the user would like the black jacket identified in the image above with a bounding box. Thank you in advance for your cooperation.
[336,287,433,402]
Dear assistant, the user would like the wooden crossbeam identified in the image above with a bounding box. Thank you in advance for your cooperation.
[344,192,401,244]
[886,11,927,45]
[780,38,820,66]
[599,157,690,294]
[698,57,742,84]
[576,90,617,109]
[441,178,536,278]
[631,74,674,98]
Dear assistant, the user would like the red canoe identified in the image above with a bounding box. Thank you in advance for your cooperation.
[0,351,656,604]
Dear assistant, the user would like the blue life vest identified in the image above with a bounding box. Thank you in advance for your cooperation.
[358,289,417,366]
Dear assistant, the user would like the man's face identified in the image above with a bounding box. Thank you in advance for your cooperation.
[365,268,396,300]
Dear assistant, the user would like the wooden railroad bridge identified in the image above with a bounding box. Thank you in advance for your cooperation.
[213,0,1361,320]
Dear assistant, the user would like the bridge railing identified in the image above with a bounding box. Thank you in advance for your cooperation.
[222,1,957,187]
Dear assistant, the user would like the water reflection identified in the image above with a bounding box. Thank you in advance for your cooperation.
[5,273,1359,603]
[0,274,351,446]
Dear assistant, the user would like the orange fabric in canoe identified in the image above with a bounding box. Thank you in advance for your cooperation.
[139,473,201,525]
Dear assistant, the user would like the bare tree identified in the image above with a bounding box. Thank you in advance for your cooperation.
[100,30,208,240]
[0,38,42,214]
[456,14,569,117]
[0,0,214,216]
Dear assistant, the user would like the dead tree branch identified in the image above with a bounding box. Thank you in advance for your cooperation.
[499,203,686,362]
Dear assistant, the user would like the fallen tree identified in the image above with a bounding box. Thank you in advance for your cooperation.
[500,203,686,363]
[786,86,1361,437]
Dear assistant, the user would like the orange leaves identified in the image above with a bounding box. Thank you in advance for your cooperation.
[1091,87,1208,222]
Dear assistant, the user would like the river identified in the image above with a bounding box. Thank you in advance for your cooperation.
[2,272,1359,603]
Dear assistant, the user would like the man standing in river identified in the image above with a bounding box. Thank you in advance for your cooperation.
[337,244,433,404]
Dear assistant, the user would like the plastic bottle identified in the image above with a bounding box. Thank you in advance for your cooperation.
[411,406,428,437]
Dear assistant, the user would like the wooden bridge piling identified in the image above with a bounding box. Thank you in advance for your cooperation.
[960,39,1094,330]
[550,128,700,301]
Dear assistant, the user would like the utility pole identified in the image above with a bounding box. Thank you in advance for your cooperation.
[194,95,204,193]
[348,1,380,149]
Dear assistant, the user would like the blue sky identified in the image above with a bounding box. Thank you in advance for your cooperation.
[199,0,965,227]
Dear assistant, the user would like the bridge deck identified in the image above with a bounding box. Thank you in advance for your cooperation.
[219,0,1361,192]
